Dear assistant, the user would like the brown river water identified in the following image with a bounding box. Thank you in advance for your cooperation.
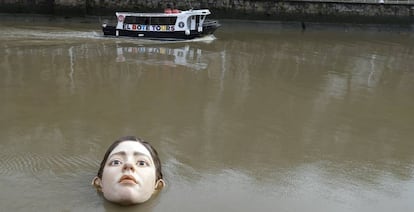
[1,15,414,211]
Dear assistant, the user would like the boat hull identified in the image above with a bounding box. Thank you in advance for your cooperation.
[103,25,218,41]
[102,20,220,41]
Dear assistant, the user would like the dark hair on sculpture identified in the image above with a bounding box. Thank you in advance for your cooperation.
[96,136,163,182]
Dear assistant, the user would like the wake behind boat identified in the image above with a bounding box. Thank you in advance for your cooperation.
[102,8,220,41]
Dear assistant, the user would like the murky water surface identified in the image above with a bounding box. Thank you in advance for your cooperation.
[1,15,414,211]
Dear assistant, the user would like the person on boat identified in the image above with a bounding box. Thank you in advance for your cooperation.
[92,136,165,205]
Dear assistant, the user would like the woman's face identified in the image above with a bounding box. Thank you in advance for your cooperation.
[98,141,158,205]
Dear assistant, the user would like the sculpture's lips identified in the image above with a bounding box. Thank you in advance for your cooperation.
[119,175,137,184]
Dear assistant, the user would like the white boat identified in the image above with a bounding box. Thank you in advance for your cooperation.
[102,8,220,41]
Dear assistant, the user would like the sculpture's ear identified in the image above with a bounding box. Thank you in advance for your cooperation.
[91,176,102,192]
[155,179,165,191]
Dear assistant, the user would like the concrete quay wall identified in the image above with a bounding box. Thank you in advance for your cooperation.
[0,0,413,23]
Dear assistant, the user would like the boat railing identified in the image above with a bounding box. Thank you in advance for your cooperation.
[203,20,220,26]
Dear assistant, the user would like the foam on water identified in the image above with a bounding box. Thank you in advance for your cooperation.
[0,27,103,40]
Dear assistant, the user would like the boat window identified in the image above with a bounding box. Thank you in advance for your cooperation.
[124,17,150,24]
[150,17,177,25]
[137,17,149,25]
[124,16,176,25]
[124,16,135,24]
[196,15,200,26]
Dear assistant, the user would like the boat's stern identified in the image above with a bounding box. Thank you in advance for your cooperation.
[102,25,116,36]
[101,15,120,36]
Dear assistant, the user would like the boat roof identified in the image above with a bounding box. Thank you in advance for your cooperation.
[116,9,211,17]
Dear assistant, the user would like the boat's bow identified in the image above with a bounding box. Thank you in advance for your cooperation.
[202,19,221,35]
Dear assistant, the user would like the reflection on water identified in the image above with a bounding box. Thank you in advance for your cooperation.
[115,44,214,70]
[1,18,414,212]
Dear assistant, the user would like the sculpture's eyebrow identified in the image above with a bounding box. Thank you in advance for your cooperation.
[109,151,151,158]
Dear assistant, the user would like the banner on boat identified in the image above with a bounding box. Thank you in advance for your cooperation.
[124,24,175,32]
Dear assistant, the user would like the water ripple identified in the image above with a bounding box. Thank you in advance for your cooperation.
[0,152,99,176]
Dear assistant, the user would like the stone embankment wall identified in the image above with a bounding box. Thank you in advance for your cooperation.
[0,0,413,23]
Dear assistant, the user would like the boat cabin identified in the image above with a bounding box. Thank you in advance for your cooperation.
[115,9,210,35]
